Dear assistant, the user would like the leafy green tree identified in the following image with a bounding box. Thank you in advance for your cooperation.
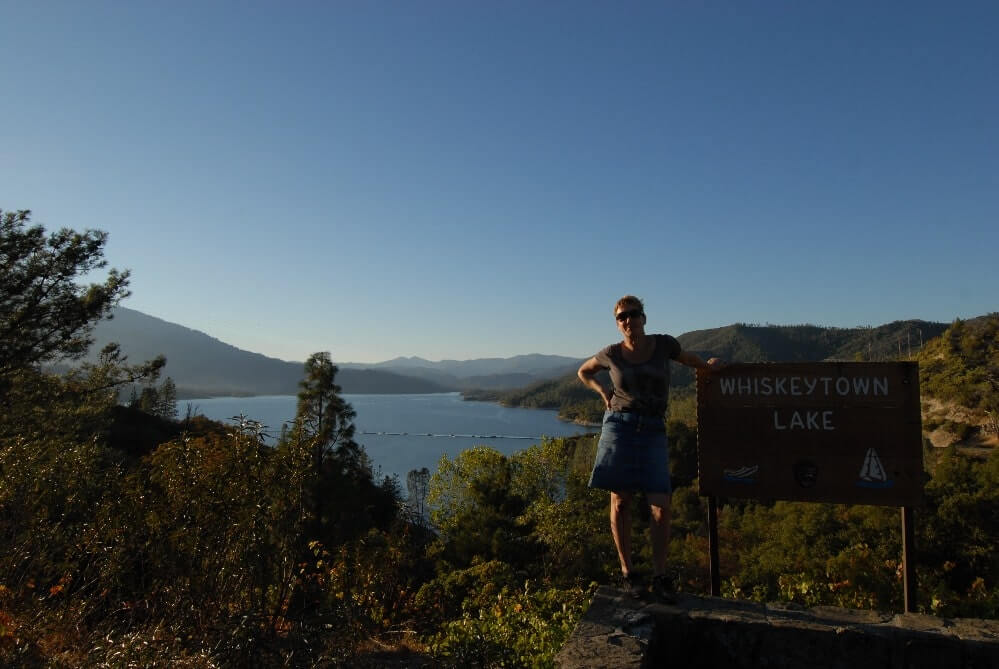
[428,446,537,569]
[718,501,903,610]
[427,438,612,589]
[512,438,610,584]
[919,446,999,616]
[419,437,608,666]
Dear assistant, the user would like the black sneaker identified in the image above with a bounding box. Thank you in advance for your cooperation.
[618,571,644,599]
[649,573,677,604]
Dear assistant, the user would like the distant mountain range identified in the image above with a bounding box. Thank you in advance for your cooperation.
[475,318,966,422]
[339,354,582,391]
[86,308,582,398]
[85,308,969,400]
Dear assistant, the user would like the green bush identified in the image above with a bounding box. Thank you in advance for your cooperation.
[426,583,593,669]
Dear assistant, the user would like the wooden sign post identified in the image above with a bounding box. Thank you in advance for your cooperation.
[696,362,923,612]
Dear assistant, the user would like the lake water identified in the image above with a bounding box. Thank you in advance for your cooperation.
[176,393,595,483]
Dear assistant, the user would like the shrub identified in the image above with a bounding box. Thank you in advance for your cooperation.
[426,583,593,669]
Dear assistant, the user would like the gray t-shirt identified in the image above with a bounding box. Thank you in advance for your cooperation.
[593,334,682,415]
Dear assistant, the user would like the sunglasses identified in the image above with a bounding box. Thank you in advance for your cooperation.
[615,309,644,322]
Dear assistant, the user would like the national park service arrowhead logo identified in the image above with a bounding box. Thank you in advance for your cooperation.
[793,460,818,488]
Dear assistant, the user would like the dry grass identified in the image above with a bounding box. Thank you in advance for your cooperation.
[352,633,434,668]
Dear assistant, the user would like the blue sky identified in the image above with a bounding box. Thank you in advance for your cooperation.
[3,1,996,363]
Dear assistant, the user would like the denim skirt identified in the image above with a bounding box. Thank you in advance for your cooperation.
[588,410,671,493]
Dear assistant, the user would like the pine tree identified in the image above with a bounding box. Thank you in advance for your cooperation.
[0,209,130,388]
[287,352,398,542]
[294,352,358,473]
[407,467,431,524]
[1,209,162,438]
[138,386,160,414]
[157,377,178,420]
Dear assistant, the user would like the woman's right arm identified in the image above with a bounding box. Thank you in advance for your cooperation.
[577,356,612,409]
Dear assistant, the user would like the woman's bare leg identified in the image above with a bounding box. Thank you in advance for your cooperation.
[610,491,634,575]
[646,492,672,576]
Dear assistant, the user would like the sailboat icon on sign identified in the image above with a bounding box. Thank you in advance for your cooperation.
[856,448,893,489]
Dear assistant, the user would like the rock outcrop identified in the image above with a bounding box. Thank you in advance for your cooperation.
[557,586,999,668]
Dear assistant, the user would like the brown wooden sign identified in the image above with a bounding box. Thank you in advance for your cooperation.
[697,362,923,506]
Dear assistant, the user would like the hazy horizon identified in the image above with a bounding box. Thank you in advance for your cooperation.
[108,304,974,366]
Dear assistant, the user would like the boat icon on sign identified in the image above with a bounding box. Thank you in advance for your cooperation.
[723,465,759,484]
[856,448,894,488]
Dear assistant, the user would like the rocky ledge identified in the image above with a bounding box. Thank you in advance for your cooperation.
[556,586,999,668]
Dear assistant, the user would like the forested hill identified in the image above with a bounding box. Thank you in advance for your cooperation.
[671,319,950,385]
[86,307,452,397]
[917,314,999,449]
[919,314,998,411]
[86,308,581,397]
[477,318,957,423]
[679,319,950,364]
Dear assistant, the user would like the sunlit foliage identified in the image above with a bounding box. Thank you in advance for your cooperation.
[919,315,999,438]
[3,209,997,667]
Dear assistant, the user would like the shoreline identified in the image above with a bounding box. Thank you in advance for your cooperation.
[178,391,604,431]
[459,391,604,429]
[461,394,602,429]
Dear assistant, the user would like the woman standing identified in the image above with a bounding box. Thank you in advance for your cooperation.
[577,295,723,601]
